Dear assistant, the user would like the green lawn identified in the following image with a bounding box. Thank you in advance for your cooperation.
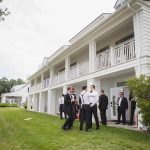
[0,108,150,150]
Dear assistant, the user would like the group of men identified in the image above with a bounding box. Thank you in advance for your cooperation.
[59,85,136,131]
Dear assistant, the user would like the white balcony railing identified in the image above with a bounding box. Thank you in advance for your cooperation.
[96,50,111,71]
[43,78,50,88]
[69,65,78,79]
[35,82,42,90]
[79,60,89,76]
[53,70,65,85]
[30,86,35,92]
[113,39,135,65]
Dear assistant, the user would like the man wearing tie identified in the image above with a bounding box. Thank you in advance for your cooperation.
[116,92,128,125]
[59,94,67,119]
[99,90,108,125]
[62,87,76,130]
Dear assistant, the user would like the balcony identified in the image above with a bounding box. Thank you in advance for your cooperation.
[113,39,135,65]
[35,82,42,90]
[69,60,89,79]
[30,86,35,92]
[96,50,111,71]
[53,70,65,85]
[43,78,50,88]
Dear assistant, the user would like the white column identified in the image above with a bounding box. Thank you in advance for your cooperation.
[89,41,96,73]
[33,94,37,111]
[48,88,56,115]
[110,46,114,66]
[50,66,54,86]
[77,63,80,77]
[65,56,70,81]
[27,95,31,110]
[38,92,42,112]
[63,85,67,94]
[41,73,44,89]
[1,95,6,103]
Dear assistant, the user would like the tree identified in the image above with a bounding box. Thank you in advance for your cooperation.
[0,77,26,96]
[127,75,150,129]
[0,0,10,21]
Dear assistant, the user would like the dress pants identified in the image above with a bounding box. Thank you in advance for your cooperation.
[80,104,91,131]
[130,106,136,124]
[89,104,99,129]
[100,109,107,125]
[117,106,126,123]
[63,107,73,129]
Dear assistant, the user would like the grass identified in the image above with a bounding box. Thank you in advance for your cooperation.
[0,108,150,150]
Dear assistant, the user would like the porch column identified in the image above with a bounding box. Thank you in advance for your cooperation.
[1,95,6,103]
[65,56,70,81]
[48,88,56,115]
[33,94,37,111]
[110,46,114,66]
[50,66,54,86]
[27,95,31,110]
[63,85,67,94]
[41,73,44,89]
[38,92,42,112]
[89,41,96,73]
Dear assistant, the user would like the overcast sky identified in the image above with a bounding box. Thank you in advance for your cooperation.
[0,0,116,80]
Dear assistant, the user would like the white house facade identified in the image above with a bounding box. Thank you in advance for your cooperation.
[27,0,150,128]
[1,84,29,106]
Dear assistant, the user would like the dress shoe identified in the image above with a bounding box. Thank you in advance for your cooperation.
[115,122,120,124]
[122,123,126,125]
[61,126,66,130]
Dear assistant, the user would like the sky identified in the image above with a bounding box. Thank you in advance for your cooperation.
[0,0,116,81]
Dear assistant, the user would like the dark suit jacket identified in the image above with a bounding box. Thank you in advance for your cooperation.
[64,93,72,114]
[117,97,128,110]
[99,94,108,110]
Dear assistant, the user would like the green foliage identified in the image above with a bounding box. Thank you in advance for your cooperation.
[0,77,26,96]
[127,75,150,127]
[23,102,27,109]
[0,103,18,107]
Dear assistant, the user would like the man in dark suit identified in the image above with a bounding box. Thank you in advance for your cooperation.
[128,91,136,125]
[99,90,108,125]
[116,92,128,125]
[62,87,76,130]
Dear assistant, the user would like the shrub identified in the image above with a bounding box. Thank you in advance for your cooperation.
[127,75,150,129]
[0,103,18,107]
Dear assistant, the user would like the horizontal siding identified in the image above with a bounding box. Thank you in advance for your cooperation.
[138,9,150,57]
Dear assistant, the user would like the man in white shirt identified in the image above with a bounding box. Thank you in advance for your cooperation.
[79,86,91,132]
[88,85,100,130]
[59,94,67,119]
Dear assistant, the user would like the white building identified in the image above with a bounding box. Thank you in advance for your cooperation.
[1,84,29,106]
[27,0,150,127]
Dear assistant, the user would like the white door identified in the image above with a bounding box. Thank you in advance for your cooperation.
[110,87,123,120]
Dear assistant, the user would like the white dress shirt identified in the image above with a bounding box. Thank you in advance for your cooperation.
[88,91,99,107]
[79,91,90,105]
[118,97,122,106]
[59,97,64,104]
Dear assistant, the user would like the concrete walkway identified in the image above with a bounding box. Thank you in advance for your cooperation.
[106,121,140,131]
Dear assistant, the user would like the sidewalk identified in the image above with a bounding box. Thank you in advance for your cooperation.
[107,121,140,131]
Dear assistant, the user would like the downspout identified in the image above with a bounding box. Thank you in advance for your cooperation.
[127,2,142,76]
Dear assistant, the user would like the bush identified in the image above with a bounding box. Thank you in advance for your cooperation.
[23,102,27,109]
[0,103,18,107]
[127,75,150,129]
